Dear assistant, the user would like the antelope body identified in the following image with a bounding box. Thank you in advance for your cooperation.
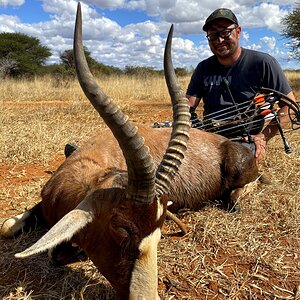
[54,126,258,214]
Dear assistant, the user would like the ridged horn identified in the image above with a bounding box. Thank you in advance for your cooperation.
[155,25,190,196]
[74,2,156,203]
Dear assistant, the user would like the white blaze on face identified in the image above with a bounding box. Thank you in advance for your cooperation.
[129,227,161,300]
[0,211,32,238]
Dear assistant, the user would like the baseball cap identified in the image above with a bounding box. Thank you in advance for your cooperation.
[203,8,238,32]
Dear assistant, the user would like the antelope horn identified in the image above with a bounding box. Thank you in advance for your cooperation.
[155,25,190,196]
[74,2,156,203]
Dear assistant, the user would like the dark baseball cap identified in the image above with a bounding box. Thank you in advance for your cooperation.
[203,8,238,31]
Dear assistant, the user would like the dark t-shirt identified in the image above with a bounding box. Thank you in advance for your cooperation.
[187,48,292,137]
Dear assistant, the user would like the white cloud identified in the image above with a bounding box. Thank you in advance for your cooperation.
[0,0,300,69]
[0,0,24,6]
[245,43,262,51]
[173,37,194,54]
[83,0,125,9]
[124,21,160,38]
[246,3,289,32]
[0,15,21,32]
[261,36,276,50]
[242,31,249,42]
[42,0,79,17]
[125,0,145,10]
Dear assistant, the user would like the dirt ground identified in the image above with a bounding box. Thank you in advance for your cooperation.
[0,99,300,300]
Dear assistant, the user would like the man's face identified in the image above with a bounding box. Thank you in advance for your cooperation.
[206,19,241,58]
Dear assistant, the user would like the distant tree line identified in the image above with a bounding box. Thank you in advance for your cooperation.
[0,32,192,79]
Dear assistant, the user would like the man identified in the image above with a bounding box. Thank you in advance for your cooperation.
[187,8,296,163]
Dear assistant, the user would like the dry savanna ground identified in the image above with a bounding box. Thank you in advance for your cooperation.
[0,73,300,300]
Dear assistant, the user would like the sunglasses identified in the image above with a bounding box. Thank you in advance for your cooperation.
[206,25,238,42]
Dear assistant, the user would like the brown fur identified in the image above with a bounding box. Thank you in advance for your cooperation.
[73,191,167,299]
[45,126,257,216]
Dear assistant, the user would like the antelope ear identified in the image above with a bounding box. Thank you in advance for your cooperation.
[15,200,95,259]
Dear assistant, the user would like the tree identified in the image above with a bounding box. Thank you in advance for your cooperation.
[124,65,161,77]
[59,48,122,76]
[60,47,99,73]
[281,7,300,60]
[0,32,51,77]
[174,67,190,77]
[0,58,18,79]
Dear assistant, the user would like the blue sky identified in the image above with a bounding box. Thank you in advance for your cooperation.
[0,0,299,70]
[0,1,49,23]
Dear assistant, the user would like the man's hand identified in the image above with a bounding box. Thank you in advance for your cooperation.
[189,106,203,128]
[189,106,198,121]
[252,133,267,163]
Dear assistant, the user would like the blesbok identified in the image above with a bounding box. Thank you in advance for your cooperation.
[1,2,258,298]
[0,3,190,299]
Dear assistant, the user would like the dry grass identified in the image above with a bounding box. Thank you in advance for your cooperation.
[0,74,300,299]
[285,71,300,91]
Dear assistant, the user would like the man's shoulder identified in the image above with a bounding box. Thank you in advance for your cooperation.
[197,55,217,70]
[242,48,274,62]
[201,55,217,64]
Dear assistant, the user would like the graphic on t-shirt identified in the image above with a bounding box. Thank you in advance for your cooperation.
[204,74,233,106]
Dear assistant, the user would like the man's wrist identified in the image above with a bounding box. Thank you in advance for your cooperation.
[260,131,269,142]
[252,132,267,143]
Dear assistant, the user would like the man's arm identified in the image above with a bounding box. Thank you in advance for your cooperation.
[186,95,200,108]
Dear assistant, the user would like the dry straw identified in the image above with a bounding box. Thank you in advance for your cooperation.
[0,73,299,299]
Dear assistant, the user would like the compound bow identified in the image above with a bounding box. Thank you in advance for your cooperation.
[152,88,300,153]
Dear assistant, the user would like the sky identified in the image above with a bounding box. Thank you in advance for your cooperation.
[0,0,299,70]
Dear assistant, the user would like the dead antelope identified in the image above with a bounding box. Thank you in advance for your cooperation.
[0,3,190,299]
[1,2,259,299]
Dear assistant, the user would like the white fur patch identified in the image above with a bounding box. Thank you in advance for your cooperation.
[156,199,164,222]
[0,211,31,238]
[129,228,161,300]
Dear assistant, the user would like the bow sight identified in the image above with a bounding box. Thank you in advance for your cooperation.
[255,87,300,153]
